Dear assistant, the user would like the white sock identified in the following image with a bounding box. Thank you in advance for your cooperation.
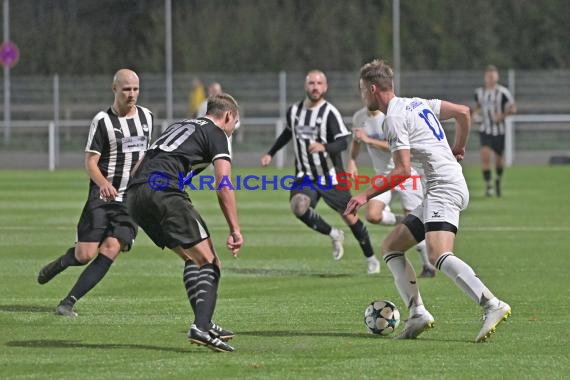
[384,251,423,310]
[329,228,342,240]
[436,252,495,306]
[380,209,397,225]
[415,240,432,267]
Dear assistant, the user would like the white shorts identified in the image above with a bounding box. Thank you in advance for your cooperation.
[370,175,423,212]
[410,180,469,229]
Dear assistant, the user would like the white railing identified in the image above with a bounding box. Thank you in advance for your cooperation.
[2,114,569,170]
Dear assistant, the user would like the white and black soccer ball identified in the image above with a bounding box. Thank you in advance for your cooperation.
[364,300,401,335]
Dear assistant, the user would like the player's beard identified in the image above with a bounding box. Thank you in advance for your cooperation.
[366,98,380,112]
[307,90,323,102]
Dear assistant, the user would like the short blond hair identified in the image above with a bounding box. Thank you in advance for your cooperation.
[206,93,239,118]
[360,59,394,91]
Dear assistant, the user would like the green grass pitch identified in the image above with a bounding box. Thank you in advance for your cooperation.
[0,166,569,379]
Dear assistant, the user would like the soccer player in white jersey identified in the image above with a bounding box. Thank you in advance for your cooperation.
[348,103,436,277]
[345,59,511,342]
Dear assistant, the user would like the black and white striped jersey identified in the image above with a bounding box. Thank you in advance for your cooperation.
[286,100,350,185]
[128,117,231,191]
[85,105,153,202]
[474,85,515,136]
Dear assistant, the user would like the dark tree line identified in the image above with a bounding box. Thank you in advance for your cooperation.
[8,0,569,75]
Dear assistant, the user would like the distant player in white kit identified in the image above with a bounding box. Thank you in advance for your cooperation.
[345,59,511,342]
[348,101,436,277]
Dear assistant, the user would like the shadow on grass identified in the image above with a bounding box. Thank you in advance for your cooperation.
[5,340,198,354]
[238,330,381,339]
[225,268,355,278]
[238,330,471,343]
[0,304,54,313]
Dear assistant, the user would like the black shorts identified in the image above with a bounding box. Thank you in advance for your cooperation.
[289,178,352,213]
[126,184,210,249]
[77,199,138,251]
[480,133,505,156]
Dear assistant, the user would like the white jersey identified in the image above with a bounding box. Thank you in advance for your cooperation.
[352,107,393,175]
[353,107,422,176]
[383,96,464,190]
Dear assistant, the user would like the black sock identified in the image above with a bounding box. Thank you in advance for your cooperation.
[349,219,374,258]
[482,169,492,185]
[298,208,332,235]
[193,263,220,331]
[496,166,503,180]
[60,247,84,267]
[66,254,114,302]
[183,260,199,314]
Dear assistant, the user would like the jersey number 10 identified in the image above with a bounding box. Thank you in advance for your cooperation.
[418,109,444,141]
[150,124,196,152]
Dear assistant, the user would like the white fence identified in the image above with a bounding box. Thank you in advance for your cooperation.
[1,69,568,169]
[1,114,568,170]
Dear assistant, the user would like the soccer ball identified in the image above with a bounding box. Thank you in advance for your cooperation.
[364,300,401,335]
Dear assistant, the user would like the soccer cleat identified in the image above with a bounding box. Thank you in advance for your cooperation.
[188,324,234,352]
[209,322,235,341]
[419,265,436,278]
[331,230,345,261]
[367,256,381,274]
[495,179,502,197]
[55,298,78,318]
[37,259,67,285]
[475,300,511,343]
[485,186,493,197]
[395,311,435,340]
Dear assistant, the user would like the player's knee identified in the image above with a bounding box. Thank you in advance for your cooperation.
[380,240,392,257]
[425,241,443,265]
[428,250,442,266]
[290,194,311,217]
[74,247,97,264]
[366,212,382,224]
[380,226,409,256]
[98,239,122,260]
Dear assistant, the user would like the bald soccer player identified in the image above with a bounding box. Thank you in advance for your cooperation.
[261,70,379,274]
[37,69,154,317]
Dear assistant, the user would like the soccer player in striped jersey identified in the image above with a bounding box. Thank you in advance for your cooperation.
[261,70,378,274]
[346,59,510,342]
[473,65,517,197]
[349,101,436,278]
[37,69,153,317]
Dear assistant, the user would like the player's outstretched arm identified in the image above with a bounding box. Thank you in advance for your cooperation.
[439,101,471,161]
[85,152,117,201]
[213,158,243,257]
